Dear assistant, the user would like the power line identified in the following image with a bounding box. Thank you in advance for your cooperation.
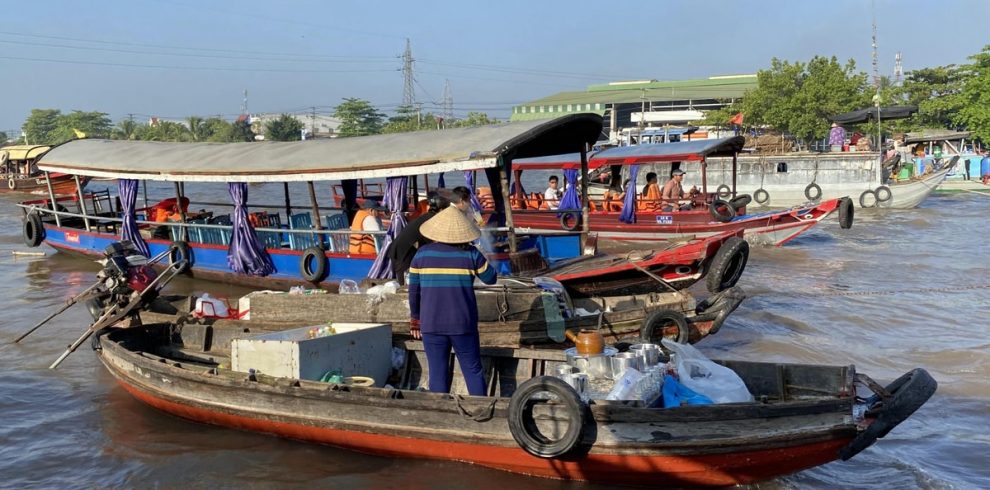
[0,55,399,74]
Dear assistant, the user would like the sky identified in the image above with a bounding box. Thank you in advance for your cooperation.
[1,0,988,134]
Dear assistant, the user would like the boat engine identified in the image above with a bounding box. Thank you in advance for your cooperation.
[86,241,159,321]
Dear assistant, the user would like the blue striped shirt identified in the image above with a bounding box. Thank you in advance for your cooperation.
[408,243,498,335]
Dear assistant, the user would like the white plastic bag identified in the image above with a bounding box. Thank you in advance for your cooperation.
[661,339,753,404]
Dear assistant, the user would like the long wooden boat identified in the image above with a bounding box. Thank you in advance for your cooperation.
[511,138,853,247]
[1,144,89,194]
[94,322,936,487]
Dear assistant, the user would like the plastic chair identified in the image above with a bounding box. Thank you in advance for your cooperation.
[324,213,350,252]
[288,212,320,250]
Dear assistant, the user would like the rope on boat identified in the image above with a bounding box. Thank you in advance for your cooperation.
[769,283,990,298]
[453,394,497,422]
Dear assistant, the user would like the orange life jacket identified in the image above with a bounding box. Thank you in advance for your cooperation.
[349,209,377,255]
[639,183,662,211]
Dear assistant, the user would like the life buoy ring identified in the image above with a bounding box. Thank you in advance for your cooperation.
[22,212,44,247]
[299,246,329,283]
[709,199,735,223]
[640,309,690,344]
[168,241,192,273]
[705,236,749,293]
[0,151,8,165]
[508,376,586,458]
[859,189,878,208]
[729,194,752,210]
[804,182,823,201]
[839,368,937,461]
[753,188,770,205]
[874,185,892,203]
[715,184,732,198]
[7,178,16,190]
[559,212,581,232]
[839,197,854,229]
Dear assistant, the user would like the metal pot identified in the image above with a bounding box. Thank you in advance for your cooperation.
[629,343,662,367]
[565,346,617,379]
[610,352,645,380]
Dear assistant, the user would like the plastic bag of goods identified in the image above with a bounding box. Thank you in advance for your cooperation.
[339,279,361,294]
[194,293,229,318]
[661,339,753,404]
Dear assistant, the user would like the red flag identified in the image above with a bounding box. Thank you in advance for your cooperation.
[728,112,744,125]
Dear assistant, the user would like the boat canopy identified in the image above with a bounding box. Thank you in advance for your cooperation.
[903,130,972,144]
[830,105,917,124]
[36,114,603,183]
[1,145,51,161]
[512,136,745,169]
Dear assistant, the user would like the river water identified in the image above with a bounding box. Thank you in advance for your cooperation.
[1,182,988,489]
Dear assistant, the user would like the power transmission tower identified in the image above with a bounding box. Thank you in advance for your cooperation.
[310,106,317,135]
[441,79,453,121]
[402,39,415,107]
[894,52,903,86]
[241,89,249,116]
[871,3,880,89]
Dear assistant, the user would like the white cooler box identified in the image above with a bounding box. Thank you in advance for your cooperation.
[231,323,392,386]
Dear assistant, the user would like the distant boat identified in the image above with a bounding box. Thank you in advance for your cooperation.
[1,145,89,195]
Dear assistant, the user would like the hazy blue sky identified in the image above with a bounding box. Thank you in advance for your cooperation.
[2,0,987,133]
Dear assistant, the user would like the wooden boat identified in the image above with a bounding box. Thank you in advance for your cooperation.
[93,321,936,487]
[1,145,88,195]
[511,138,854,247]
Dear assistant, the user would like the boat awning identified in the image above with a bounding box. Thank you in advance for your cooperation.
[515,137,745,169]
[903,130,972,144]
[830,105,918,124]
[36,114,603,182]
[511,152,600,170]
[1,145,51,161]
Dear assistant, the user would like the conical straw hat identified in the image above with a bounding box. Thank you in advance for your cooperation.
[420,206,481,244]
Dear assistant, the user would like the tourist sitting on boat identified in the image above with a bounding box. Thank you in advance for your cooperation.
[543,175,562,210]
[641,172,662,211]
[349,200,386,255]
[603,180,627,212]
[661,168,699,212]
[408,206,498,396]
[385,191,451,284]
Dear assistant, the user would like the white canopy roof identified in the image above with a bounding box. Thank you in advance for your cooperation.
[37,114,603,183]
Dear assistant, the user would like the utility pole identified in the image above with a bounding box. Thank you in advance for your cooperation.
[894,52,903,87]
[241,89,249,116]
[441,79,454,122]
[310,106,317,137]
[402,39,415,107]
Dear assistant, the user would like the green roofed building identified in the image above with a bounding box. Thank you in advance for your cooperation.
[511,74,756,142]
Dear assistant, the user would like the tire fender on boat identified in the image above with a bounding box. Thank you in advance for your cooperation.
[709,199,735,223]
[839,368,937,461]
[838,197,855,229]
[508,376,586,458]
[640,309,690,344]
[874,185,892,203]
[22,212,44,247]
[168,241,192,274]
[753,188,770,205]
[859,189,878,208]
[705,236,749,293]
[715,184,732,198]
[299,246,329,283]
[804,182,823,201]
[559,212,581,232]
[729,194,752,210]
[8,177,16,190]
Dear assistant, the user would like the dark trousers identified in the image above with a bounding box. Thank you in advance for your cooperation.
[421,331,486,396]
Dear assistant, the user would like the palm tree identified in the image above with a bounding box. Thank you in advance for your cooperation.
[113,119,138,140]
[186,116,205,141]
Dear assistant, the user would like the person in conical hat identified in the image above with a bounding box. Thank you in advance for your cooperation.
[408,206,497,396]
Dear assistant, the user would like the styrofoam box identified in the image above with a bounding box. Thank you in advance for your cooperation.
[231,323,391,386]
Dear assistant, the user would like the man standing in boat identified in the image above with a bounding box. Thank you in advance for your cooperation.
[408,206,497,396]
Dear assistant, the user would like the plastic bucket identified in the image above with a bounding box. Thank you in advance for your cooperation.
[897,167,912,180]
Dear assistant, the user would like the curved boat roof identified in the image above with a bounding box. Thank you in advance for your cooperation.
[513,136,745,169]
[1,145,51,161]
[37,114,602,182]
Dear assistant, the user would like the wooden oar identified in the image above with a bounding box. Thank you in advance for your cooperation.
[13,281,102,344]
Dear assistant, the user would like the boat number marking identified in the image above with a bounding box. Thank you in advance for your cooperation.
[65,232,80,244]
[656,215,673,225]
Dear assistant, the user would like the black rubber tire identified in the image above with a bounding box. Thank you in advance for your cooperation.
[729,194,752,210]
[709,199,735,223]
[640,309,690,344]
[22,212,44,247]
[804,182,823,201]
[838,197,855,229]
[559,212,581,232]
[715,184,732,198]
[168,241,192,274]
[299,246,329,283]
[508,376,586,458]
[7,178,16,190]
[874,185,892,203]
[859,189,878,209]
[753,188,770,205]
[705,236,749,293]
[840,368,937,461]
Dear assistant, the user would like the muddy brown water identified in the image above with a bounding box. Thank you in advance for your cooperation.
[1,183,989,488]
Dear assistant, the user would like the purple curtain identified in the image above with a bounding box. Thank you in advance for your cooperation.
[463,171,483,212]
[437,172,446,188]
[118,179,150,257]
[558,168,580,212]
[619,165,640,224]
[368,177,408,279]
[227,183,275,276]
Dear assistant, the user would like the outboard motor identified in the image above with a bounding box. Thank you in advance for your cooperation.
[86,241,159,320]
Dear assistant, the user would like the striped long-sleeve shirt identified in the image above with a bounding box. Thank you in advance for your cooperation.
[408,243,498,335]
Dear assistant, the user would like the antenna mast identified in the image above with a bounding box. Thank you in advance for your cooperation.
[241,89,249,116]
[894,52,903,86]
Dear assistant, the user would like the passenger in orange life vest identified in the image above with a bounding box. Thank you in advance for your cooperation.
[660,168,699,211]
[349,200,386,255]
[640,172,662,210]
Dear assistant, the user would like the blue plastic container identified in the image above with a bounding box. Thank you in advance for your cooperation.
[916,158,926,175]
[982,157,990,177]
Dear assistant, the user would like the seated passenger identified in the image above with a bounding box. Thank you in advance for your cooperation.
[349,200,386,255]
[543,175,562,210]
[640,172,662,211]
[660,169,699,211]
[603,181,627,212]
